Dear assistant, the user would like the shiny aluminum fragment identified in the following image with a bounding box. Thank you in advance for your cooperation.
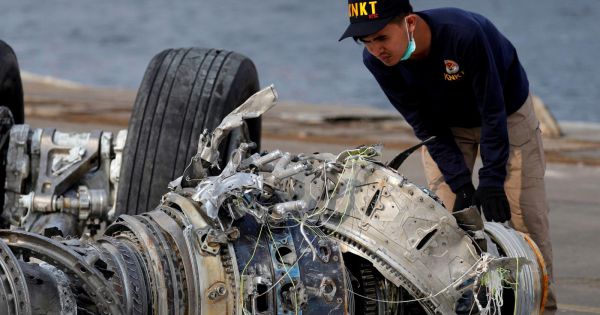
[199,85,278,165]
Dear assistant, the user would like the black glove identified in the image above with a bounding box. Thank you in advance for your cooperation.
[473,187,511,222]
[452,183,475,212]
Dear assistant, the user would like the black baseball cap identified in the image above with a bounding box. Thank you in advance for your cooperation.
[339,0,412,41]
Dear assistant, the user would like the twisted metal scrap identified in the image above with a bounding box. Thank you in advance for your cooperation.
[0,85,544,315]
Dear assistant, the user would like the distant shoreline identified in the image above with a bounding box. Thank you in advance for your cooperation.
[21,72,600,127]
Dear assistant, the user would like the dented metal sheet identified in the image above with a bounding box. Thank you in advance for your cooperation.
[199,85,278,165]
[192,173,263,220]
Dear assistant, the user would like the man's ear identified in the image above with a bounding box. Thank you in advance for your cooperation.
[405,14,417,33]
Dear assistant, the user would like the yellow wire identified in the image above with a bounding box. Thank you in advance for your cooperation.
[347,256,486,304]
[513,257,519,315]
[306,146,376,225]
[265,224,299,315]
[239,224,264,312]
[239,146,381,313]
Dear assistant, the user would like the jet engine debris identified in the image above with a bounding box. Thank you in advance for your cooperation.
[0,86,548,314]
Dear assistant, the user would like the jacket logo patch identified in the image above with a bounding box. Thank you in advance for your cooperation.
[444,60,460,74]
[443,59,465,81]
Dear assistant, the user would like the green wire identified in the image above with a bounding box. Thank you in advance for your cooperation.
[513,257,519,315]
[239,224,264,313]
[239,145,380,314]
[265,224,300,315]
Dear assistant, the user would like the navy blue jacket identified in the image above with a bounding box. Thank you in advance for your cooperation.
[364,7,529,191]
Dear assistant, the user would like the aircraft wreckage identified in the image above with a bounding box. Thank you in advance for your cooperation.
[0,48,548,314]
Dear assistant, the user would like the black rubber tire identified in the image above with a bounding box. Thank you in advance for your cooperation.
[0,40,24,124]
[116,48,260,215]
[0,40,24,226]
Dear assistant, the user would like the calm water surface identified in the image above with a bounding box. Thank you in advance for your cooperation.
[1,0,599,122]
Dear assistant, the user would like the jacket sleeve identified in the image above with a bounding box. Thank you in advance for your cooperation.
[462,28,509,188]
[363,51,472,191]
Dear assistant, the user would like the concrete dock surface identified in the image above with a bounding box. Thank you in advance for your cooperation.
[22,78,600,314]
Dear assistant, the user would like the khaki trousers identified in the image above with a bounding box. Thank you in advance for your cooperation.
[421,95,557,314]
